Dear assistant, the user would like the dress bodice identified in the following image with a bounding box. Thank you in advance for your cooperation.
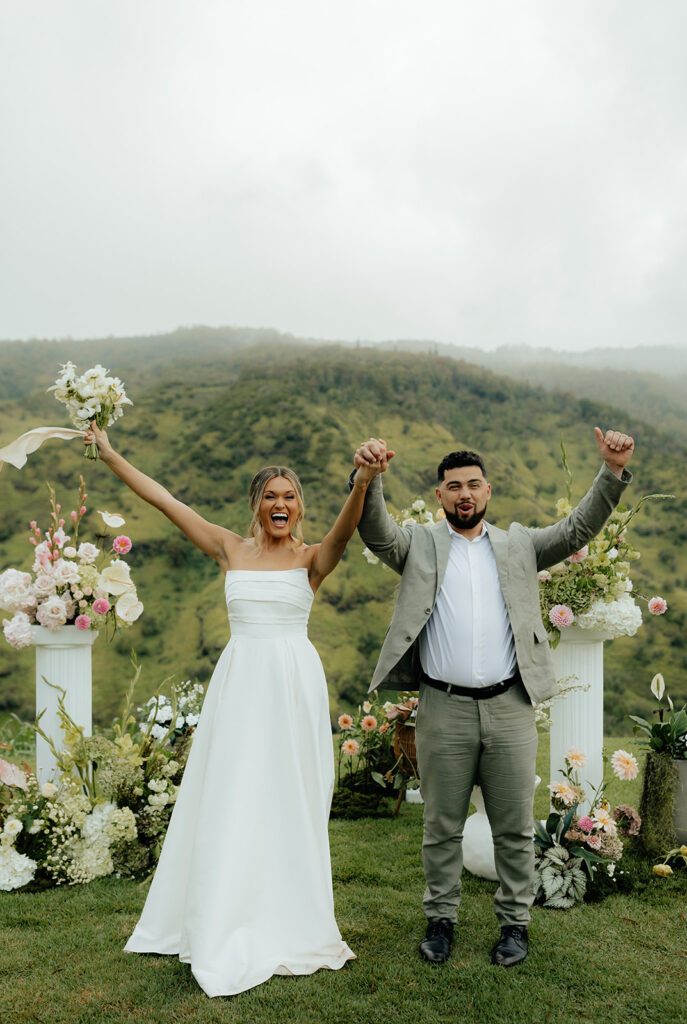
[224,569,314,638]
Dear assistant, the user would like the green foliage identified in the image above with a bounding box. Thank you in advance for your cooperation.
[638,751,679,859]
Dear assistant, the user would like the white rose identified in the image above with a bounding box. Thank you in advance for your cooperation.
[412,499,426,512]
[40,782,57,798]
[115,591,143,623]
[0,568,35,613]
[33,572,56,598]
[35,595,69,631]
[53,559,80,586]
[77,542,100,563]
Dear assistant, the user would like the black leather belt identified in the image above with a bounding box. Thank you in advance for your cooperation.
[420,668,522,700]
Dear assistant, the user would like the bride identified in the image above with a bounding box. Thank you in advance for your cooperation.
[84,422,390,997]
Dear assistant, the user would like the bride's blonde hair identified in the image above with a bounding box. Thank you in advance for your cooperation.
[248,466,305,548]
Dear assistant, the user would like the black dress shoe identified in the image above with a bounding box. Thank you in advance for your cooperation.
[491,924,529,967]
[419,918,454,963]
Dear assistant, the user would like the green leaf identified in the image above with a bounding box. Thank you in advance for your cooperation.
[370,771,386,789]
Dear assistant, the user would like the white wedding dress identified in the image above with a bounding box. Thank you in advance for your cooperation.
[125,569,355,996]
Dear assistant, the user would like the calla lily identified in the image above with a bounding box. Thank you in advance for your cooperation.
[115,591,144,622]
[98,510,126,528]
[99,560,134,596]
[650,673,665,701]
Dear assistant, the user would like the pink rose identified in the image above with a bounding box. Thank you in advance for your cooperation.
[113,535,132,555]
[648,596,667,616]
[75,614,91,630]
[92,598,110,615]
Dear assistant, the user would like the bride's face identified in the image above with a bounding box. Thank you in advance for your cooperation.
[259,476,300,539]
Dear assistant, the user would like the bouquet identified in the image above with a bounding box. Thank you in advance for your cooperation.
[0,477,143,649]
[49,362,132,460]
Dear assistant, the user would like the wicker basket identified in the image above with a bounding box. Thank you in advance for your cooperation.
[393,721,418,777]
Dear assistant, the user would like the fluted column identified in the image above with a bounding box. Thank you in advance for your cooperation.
[32,625,98,784]
[550,626,610,807]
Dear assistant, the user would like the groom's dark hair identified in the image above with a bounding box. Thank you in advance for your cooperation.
[437,450,487,482]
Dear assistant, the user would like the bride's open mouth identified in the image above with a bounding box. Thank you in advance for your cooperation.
[270,512,290,529]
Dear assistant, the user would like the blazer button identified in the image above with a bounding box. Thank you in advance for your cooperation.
[425,608,431,616]
[405,635,412,643]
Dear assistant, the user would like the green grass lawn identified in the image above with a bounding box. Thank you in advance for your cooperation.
[1,736,685,1024]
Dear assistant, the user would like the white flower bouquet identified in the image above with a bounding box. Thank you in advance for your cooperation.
[0,477,143,649]
[49,362,132,460]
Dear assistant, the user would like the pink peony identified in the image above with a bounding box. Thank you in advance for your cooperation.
[568,546,588,563]
[74,615,91,630]
[549,604,575,628]
[361,715,378,732]
[578,816,594,833]
[92,598,110,615]
[337,714,353,731]
[648,596,667,615]
[611,749,639,781]
[113,535,132,555]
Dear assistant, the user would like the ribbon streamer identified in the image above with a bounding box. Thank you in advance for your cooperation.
[0,427,85,471]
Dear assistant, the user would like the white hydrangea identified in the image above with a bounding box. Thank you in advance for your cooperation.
[576,594,643,638]
[0,844,37,891]
[2,612,33,649]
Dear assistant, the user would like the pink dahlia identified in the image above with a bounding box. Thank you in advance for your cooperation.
[586,834,602,850]
[342,739,360,757]
[92,598,110,615]
[648,596,667,616]
[74,615,91,630]
[549,604,575,628]
[361,715,378,732]
[578,816,594,833]
[113,535,132,555]
[338,714,353,731]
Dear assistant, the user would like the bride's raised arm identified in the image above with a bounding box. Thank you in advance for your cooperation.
[84,421,237,568]
[308,440,394,591]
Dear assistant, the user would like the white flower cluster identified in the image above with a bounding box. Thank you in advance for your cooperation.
[68,802,138,884]
[0,842,36,891]
[49,362,133,428]
[575,594,643,638]
[143,681,204,742]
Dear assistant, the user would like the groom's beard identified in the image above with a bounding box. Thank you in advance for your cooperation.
[443,503,487,532]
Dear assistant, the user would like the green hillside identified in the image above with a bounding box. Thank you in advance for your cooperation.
[0,336,684,732]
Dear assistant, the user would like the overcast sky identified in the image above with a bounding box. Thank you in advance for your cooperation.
[1,1,686,350]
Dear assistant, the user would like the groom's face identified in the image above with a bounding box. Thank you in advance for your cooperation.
[436,466,491,531]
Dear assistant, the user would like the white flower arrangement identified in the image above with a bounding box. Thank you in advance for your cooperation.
[49,362,132,461]
[0,478,143,649]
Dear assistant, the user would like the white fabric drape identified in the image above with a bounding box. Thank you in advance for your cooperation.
[0,427,85,470]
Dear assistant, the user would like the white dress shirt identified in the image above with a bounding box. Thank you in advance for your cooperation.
[419,520,517,688]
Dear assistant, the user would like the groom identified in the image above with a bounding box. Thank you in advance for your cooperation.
[353,428,634,967]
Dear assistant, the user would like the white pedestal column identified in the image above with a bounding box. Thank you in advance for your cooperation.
[31,625,98,784]
[549,626,610,808]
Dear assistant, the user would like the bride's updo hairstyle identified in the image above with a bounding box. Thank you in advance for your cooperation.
[249,466,305,548]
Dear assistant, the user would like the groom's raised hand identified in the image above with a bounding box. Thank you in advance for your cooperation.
[354,437,396,475]
[594,427,634,478]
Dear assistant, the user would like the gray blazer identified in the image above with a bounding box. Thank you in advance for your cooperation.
[356,464,631,705]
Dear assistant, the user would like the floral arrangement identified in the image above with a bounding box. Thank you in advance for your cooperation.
[0,478,143,649]
[538,444,672,645]
[362,497,444,565]
[49,362,132,460]
[0,663,201,890]
[534,746,641,908]
[630,673,687,760]
[140,679,205,743]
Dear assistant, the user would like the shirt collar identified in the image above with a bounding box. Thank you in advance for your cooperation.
[445,519,487,543]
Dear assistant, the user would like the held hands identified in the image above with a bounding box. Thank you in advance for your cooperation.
[84,421,115,463]
[594,427,634,477]
[354,437,396,482]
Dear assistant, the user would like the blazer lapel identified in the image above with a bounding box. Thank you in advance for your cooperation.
[431,520,451,603]
[484,521,509,593]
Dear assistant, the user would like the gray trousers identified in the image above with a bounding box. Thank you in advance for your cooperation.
[415,680,538,926]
